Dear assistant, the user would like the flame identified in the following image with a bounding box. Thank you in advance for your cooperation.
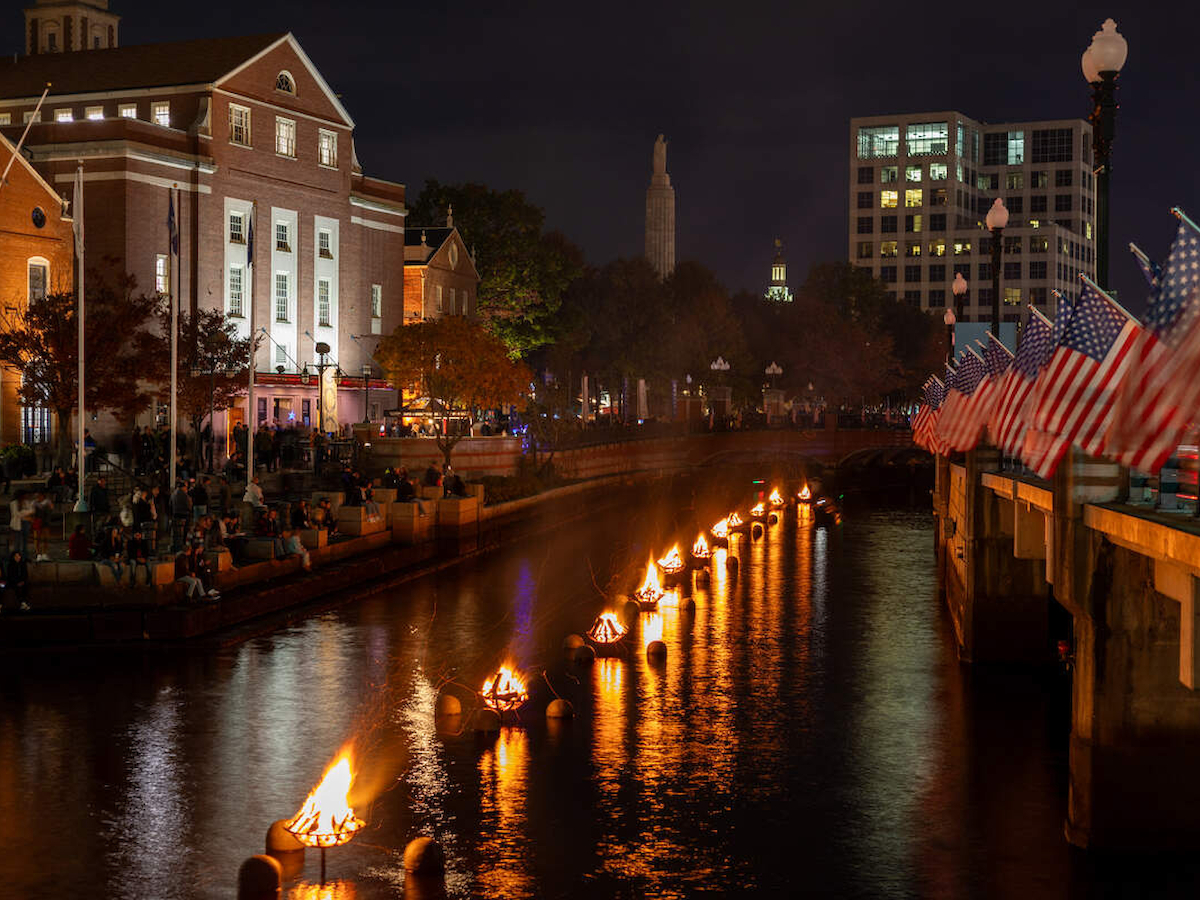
[750,502,765,517]
[799,484,811,501]
[587,612,628,644]
[727,512,743,528]
[637,555,663,597]
[711,517,729,539]
[692,533,710,557]
[657,545,684,574]
[768,488,784,507]
[285,751,365,848]
[482,665,529,712]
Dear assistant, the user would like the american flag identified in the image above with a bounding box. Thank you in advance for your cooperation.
[945,334,1012,452]
[937,349,986,451]
[990,310,1054,457]
[1022,279,1140,478]
[1108,217,1200,472]
[912,377,943,451]
[1130,241,1163,291]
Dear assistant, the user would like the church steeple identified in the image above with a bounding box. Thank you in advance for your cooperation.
[24,0,119,56]
[765,238,793,302]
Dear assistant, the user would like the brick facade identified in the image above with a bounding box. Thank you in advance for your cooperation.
[0,133,74,444]
[0,29,409,452]
[403,225,479,319]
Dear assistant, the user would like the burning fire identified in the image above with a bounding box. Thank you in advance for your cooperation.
[711,517,729,539]
[284,751,365,848]
[750,502,765,517]
[636,555,664,600]
[657,545,685,574]
[799,484,811,501]
[727,512,743,528]
[768,488,784,507]
[692,533,710,558]
[587,611,628,644]
[482,665,529,712]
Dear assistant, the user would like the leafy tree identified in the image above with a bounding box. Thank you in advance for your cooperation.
[409,181,584,357]
[522,377,582,475]
[376,316,529,469]
[0,273,164,463]
[156,308,258,455]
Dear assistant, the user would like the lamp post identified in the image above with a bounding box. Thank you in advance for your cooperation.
[943,307,956,366]
[301,340,333,472]
[985,198,1009,337]
[1082,18,1127,292]
[362,364,372,424]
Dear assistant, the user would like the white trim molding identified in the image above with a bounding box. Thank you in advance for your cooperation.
[350,215,403,234]
[53,171,213,194]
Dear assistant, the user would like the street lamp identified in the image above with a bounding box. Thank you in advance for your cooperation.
[1082,17,1127,291]
[300,340,334,471]
[943,307,956,366]
[985,198,1009,337]
[362,364,372,424]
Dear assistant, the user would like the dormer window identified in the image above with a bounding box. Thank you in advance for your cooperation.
[275,72,295,95]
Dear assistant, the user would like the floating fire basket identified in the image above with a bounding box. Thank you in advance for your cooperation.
[284,752,366,882]
[586,611,629,656]
[768,487,785,508]
[481,665,530,715]
[690,532,712,567]
[633,555,666,609]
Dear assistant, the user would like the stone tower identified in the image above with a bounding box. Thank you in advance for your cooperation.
[644,134,676,279]
[24,0,119,55]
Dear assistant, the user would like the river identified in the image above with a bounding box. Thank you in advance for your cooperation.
[1,470,1195,898]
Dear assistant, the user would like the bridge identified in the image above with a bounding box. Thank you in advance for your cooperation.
[934,447,1200,851]
[362,421,916,480]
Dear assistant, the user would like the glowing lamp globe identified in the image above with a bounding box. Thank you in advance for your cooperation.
[1088,18,1127,74]
[985,198,1009,231]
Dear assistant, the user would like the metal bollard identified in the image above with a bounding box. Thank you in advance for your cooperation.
[1158,458,1180,510]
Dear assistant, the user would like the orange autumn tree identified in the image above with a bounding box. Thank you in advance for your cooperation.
[376,316,529,469]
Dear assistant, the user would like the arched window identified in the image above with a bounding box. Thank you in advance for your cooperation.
[43,21,61,53]
[27,257,50,304]
[275,71,295,94]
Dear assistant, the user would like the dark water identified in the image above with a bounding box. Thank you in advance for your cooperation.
[1,473,1195,898]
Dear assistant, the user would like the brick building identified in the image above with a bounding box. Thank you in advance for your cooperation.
[402,210,479,320]
[0,130,75,445]
[0,2,407,452]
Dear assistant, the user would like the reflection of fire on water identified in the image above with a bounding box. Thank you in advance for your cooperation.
[691,533,711,559]
[284,751,365,849]
[711,517,729,539]
[642,612,664,649]
[587,612,628,644]
[481,666,529,713]
[768,487,784,507]
[657,546,684,574]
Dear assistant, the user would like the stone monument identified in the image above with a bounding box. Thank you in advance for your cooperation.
[644,134,676,279]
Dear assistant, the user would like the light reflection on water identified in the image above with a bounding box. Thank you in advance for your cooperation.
[5,482,1198,898]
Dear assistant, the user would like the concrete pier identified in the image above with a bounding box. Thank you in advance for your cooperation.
[934,445,1200,849]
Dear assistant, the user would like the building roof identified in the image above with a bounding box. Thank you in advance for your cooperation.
[403,226,453,248]
[0,33,286,99]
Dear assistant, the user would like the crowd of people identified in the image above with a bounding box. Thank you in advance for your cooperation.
[1,436,473,614]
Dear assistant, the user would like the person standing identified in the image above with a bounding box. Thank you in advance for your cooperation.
[31,491,53,562]
[190,476,210,522]
[8,491,32,557]
[170,481,191,551]
[88,476,111,521]
[243,475,266,510]
[125,529,152,586]
[4,550,30,611]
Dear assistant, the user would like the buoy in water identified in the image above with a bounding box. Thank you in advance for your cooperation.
[435,693,462,717]
[546,698,574,719]
[404,836,446,875]
[726,556,739,574]
[646,639,667,660]
[563,633,586,651]
[622,599,642,626]
[752,524,763,539]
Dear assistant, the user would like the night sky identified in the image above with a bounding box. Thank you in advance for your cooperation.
[14,1,1194,309]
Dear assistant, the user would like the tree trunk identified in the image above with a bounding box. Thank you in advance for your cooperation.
[55,406,73,468]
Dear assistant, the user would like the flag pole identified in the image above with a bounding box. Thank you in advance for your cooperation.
[169,184,178,492]
[247,202,255,476]
[1171,206,1200,237]
[0,83,50,193]
[72,162,87,512]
